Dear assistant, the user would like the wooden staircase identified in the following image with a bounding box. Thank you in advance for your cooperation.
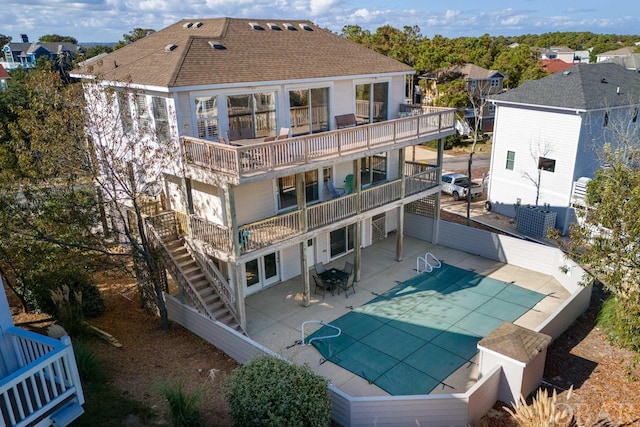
[164,238,243,333]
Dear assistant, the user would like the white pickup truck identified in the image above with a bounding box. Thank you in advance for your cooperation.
[441,173,483,201]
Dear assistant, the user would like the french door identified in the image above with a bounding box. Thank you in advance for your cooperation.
[245,252,279,295]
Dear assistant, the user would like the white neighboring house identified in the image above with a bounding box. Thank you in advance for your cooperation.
[487,63,640,235]
[71,18,455,332]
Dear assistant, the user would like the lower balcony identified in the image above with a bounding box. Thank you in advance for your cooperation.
[1,328,84,427]
[153,163,440,259]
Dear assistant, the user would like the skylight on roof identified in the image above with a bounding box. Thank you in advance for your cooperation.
[249,22,264,30]
[267,23,281,31]
[183,22,193,29]
[208,41,226,50]
[298,23,313,31]
[165,44,177,52]
[194,22,203,28]
[283,23,297,31]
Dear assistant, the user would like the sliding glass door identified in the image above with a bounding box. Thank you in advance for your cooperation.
[355,82,389,125]
[227,92,277,139]
[289,87,329,136]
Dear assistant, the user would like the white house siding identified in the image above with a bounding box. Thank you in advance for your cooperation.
[390,75,408,117]
[175,91,195,138]
[333,80,353,117]
[164,174,188,214]
[279,243,302,281]
[191,180,225,225]
[488,106,582,229]
[234,180,275,226]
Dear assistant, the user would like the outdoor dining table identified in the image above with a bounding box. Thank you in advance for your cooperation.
[319,268,349,286]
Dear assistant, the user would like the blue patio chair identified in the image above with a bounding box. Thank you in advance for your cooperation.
[326,179,345,198]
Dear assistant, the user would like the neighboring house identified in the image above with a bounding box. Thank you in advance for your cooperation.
[0,275,85,426]
[487,63,640,235]
[421,63,506,133]
[596,46,637,63]
[603,53,640,72]
[71,18,455,332]
[1,34,81,70]
[0,64,9,90]
[538,46,576,63]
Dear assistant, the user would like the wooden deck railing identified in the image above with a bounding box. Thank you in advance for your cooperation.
[183,108,455,178]
[177,165,440,255]
[1,329,84,427]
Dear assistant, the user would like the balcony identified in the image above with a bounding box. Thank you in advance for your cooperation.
[183,107,455,184]
[1,328,84,427]
[159,162,439,258]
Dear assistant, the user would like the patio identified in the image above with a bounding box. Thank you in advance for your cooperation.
[245,235,570,397]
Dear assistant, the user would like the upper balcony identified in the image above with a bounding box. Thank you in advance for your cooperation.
[183,107,456,185]
[1,328,84,427]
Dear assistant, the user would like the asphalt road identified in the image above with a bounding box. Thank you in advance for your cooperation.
[442,153,491,174]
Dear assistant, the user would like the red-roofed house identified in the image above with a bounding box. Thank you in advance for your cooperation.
[0,64,9,90]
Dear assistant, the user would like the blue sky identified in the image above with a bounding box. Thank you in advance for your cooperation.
[2,0,639,43]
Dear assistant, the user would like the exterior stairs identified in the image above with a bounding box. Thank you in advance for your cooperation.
[164,238,243,333]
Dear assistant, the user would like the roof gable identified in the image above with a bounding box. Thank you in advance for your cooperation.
[491,63,640,110]
[73,18,414,88]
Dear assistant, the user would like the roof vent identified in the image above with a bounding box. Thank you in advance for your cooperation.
[183,22,193,29]
[298,23,313,31]
[601,78,608,83]
[562,70,571,75]
[165,44,178,52]
[249,22,264,30]
[194,22,203,28]
[267,23,281,30]
[617,86,620,95]
[208,41,226,50]
[283,23,297,31]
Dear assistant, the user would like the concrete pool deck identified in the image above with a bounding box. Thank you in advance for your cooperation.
[245,235,570,397]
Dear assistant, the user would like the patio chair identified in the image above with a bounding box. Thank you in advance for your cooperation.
[336,262,355,297]
[326,179,345,199]
[314,263,326,275]
[313,274,334,298]
[344,174,354,194]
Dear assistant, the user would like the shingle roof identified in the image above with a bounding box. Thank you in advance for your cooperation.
[73,18,414,88]
[491,63,640,110]
[478,322,551,364]
[597,46,636,57]
[451,63,504,80]
[539,58,576,73]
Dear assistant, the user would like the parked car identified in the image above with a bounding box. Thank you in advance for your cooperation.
[441,173,483,201]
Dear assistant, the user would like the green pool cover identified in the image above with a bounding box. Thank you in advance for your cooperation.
[308,263,545,395]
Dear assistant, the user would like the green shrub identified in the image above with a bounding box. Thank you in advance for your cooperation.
[30,266,104,319]
[158,381,204,427]
[597,293,640,353]
[223,355,330,427]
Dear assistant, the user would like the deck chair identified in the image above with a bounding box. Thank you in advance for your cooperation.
[336,262,355,297]
[314,263,326,275]
[326,179,345,198]
[313,274,334,298]
[344,174,354,194]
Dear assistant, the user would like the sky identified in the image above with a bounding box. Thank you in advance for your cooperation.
[2,0,639,44]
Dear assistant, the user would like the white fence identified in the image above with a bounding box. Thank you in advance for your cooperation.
[167,218,592,426]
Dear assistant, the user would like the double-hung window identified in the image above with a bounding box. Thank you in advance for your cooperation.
[195,96,218,140]
[505,150,515,170]
[152,97,170,141]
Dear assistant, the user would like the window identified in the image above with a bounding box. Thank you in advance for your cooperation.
[195,96,218,140]
[330,224,355,258]
[469,80,477,89]
[490,78,500,88]
[152,97,170,141]
[538,157,556,172]
[355,82,388,125]
[135,94,151,132]
[505,150,515,170]
[603,112,609,127]
[227,92,276,139]
[277,170,319,211]
[633,108,638,123]
[117,92,132,133]
[361,154,387,186]
[289,87,329,136]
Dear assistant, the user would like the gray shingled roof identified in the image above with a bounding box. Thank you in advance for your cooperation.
[72,18,414,88]
[491,63,640,110]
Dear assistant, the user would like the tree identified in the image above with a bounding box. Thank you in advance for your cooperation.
[39,34,78,44]
[0,34,11,46]
[0,67,176,329]
[84,45,113,59]
[114,28,155,50]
